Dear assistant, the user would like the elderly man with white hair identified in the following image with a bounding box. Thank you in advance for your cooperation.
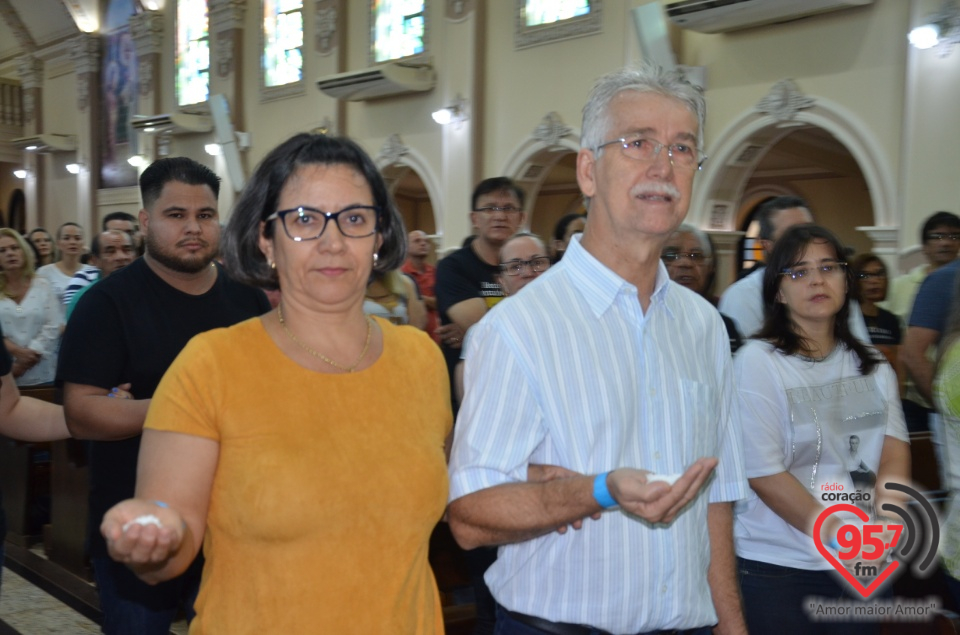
[448,64,748,635]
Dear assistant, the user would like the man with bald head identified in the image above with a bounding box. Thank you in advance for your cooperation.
[64,230,136,320]
[402,229,439,342]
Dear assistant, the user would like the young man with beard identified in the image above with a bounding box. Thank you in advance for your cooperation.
[57,157,270,635]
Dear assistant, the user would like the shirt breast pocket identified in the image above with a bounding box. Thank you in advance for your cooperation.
[672,378,720,463]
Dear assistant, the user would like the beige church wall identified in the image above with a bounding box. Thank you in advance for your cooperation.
[529,190,584,240]
[240,0,341,173]
[0,166,19,225]
[38,71,81,231]
[678,0,909,240]
[345,2,476,247]
[483,2,630,184]
[900,0,960,263]
[788,176,874,256]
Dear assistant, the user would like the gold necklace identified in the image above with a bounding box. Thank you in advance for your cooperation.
[277,304,373,373]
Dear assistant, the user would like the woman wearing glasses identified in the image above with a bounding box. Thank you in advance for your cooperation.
[733,225,910,634]
[100,134,452,633]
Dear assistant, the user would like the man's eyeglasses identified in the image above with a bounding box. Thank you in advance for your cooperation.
[857,271,887,280]
[661,251,707,264]
[780,262,847,282]
[474,206,523,215]
[266,205,380,241]
[595,135,706,170]
[927,232,960,241]
[500,257,550,276]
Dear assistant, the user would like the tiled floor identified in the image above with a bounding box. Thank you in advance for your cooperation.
[0,567,99,634]
[0,566,189,635]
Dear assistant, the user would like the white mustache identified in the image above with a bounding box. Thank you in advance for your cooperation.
[631,183,681,199]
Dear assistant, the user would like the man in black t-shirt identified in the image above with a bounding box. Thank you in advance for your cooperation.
[435,178,525,395]
[57,158,269,635]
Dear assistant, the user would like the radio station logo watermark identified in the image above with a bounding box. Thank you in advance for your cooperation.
[806,482,941,620]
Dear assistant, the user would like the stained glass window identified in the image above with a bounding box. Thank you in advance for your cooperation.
[264,0,303,87]
[176,0,209,105]
[523,0,591,27]
[372,0,425,64]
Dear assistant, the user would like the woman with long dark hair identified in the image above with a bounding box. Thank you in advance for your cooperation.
[733,224,910,634]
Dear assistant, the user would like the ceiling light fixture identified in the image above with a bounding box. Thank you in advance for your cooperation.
[431,95,468,127]
[66,163,81,174]
[909,0,960,55]
[13,169,27,179]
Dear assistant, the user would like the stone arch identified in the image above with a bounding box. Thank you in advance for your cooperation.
[500,112,582,233]
[689,91,896,234]
[374,134,444,236]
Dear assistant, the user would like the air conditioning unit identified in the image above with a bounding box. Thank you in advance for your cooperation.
[11,134,77,152]
[130,112,213,135]
[317,60,435,101]
[663,0,874,34]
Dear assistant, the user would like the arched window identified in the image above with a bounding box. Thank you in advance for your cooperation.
[371,0,426,64]
[176,0,210,106]
[263,0,303,89]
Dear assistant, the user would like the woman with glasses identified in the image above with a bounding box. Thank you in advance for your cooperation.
[733,224,909,634]
[850,254,901,371]
[100,134,452,633]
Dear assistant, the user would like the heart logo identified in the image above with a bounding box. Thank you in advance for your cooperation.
[813,503,900,599]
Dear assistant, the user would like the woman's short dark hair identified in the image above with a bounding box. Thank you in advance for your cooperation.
[756,223,881,375]
[223,133,406,290]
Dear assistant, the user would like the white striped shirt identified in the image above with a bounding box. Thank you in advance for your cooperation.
[449,235,748,634]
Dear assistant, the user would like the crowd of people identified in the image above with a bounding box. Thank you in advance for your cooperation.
[2,62,960,635]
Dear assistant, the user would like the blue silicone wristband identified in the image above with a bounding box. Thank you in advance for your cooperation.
[593,472,617,509]
[152,500,170,509]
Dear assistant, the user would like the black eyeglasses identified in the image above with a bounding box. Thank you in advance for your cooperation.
[661,251,707,264]
[474,206,523,215]
[266,205,380,241]
[499,257,550,276]
[780,262,847,282]
[927,232,960,241]
[857,271,887,280]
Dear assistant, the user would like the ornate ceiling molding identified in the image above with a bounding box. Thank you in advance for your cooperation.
[16,55,43,89]
[210,0,246,32]
[377,134,409,166]
[69,33,100,75]
[755,79,815,124]
[0,0,37,52]
[130,11,164,57]
[315,1,337,55]
[531,112,573,147]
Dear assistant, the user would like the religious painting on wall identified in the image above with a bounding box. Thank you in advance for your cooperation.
[100,0,139,188]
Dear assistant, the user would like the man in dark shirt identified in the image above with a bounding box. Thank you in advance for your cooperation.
[435,177,525,389]
[57,157,270,635]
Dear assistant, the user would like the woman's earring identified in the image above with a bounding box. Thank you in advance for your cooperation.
[373,253,379,266]
[270,260,276,270]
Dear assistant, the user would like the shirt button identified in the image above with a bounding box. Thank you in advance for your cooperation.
[662,585,668,594]
[654,452,661,460]
[649,389,656,397]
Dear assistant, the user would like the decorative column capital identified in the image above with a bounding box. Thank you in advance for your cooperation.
[70,33,101,75]
[210,0,246,32]
[16,55,43,89]
[130,10,165,56]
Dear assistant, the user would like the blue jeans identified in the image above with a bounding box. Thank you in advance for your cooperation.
[738,557,881,635]
[93,555,202,635]
[494,605,712,635]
